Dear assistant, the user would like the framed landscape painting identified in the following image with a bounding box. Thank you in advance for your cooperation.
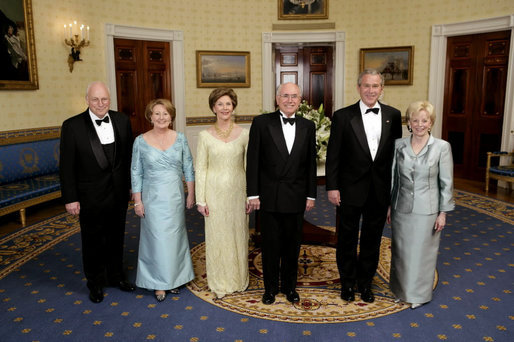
[0,0,38,90]
[278,0,328,20]
[196,51,251,88]
[359,46,414,85]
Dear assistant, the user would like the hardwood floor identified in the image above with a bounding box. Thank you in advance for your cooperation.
[0,178,511,238]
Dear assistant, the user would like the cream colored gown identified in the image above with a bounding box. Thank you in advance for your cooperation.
[195,129,249,298]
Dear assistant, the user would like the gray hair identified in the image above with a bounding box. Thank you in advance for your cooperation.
[276,82,302,96]
[85,81,111,98]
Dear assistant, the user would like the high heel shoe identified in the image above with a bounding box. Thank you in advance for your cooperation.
[394,297,401,303]
[169,288,180,294]
[155,290,166,302]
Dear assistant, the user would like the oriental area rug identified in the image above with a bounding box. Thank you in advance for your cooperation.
[0,188,512,342]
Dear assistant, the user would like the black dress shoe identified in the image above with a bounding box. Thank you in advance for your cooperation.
[360,287,374,303]
[341,287,355,302]
[117,281,136,292]
[285,290,300,303]
[89,287,104,303]
[262,292,276,305]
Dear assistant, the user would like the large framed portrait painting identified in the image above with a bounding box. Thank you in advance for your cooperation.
[0,0,38,90]
[278,0,328,20]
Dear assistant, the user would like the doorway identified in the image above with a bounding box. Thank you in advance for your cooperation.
[275,45,334,117]
[104,24,186,133]
[113,38,172,138]
[442,30,511,180]
[262,31,346,114]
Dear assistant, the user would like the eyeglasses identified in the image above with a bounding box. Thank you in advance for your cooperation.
[90,98,109,104]
[278,94,299,100]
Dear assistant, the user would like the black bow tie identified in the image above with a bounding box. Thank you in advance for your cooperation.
[282,116,295,125]
[365,108,379,114]
[95,116,110,126]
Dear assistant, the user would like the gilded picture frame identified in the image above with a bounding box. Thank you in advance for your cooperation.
[196,51,250,88]
[0,0,38,90]
[278,0,328,20]
[359,46,414,85]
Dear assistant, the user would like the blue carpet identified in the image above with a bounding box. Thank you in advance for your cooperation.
[0,187,512,341]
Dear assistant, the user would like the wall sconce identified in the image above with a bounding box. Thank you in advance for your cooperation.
[64,21,89,72]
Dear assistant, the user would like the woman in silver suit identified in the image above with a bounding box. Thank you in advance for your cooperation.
[387,100,455,309]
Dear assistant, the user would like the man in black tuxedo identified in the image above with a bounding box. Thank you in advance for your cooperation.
[326,69,402,303]
[60,81,135,303]
[247,82,317,305]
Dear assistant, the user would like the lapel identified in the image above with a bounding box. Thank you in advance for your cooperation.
[349,102,373,160]
[110,110,121,166]
[268,111,289,162]
[376,103,393,158]
[83,110,109,170]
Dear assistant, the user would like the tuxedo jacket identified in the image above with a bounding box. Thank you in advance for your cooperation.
[59,109,133,212]
[325,101,402,207]
[246,110,317,213]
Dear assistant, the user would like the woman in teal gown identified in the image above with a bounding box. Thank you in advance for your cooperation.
[131,98,195,302]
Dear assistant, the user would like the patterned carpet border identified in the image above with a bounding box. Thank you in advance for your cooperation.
[0,213,79,280]
[454,189,513,224]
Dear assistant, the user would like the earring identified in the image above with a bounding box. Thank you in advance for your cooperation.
[407,126,412,132]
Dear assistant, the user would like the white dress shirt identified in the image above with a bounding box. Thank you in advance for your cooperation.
[89,110,115,145]
[359,101,382,160]
[280,111,296,154]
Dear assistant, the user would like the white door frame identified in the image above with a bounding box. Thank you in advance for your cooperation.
[428,14,514,152]
[262,31,346,113]
[104,24,186,133]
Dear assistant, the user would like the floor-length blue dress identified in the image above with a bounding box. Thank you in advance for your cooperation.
[131,132,195,291]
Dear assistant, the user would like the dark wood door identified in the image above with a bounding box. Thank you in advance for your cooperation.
[113,38,171,138]
[275,46,333,117]
[442,31,510,180]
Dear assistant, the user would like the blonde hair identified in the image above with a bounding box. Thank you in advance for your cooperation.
[405,100,435,127]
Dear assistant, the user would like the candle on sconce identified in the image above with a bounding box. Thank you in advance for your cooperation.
[64,24,67,39]
[86,26,90,41]
[68,23,72,39]
[80,25,84,40]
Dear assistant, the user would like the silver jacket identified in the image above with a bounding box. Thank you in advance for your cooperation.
[391,135,455,215]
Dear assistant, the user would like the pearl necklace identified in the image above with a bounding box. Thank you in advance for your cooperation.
[214,121,234,139]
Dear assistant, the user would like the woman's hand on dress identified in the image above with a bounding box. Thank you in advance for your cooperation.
[434,212,446,232]
[197,204,209,217]
[386,206,392,224]
[134,203,145,218]
[186,193,195,209]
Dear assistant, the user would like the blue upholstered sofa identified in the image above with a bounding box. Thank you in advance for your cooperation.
[0,127,61,226]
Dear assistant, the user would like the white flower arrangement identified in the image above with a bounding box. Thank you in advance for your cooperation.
[295,101,331,163]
